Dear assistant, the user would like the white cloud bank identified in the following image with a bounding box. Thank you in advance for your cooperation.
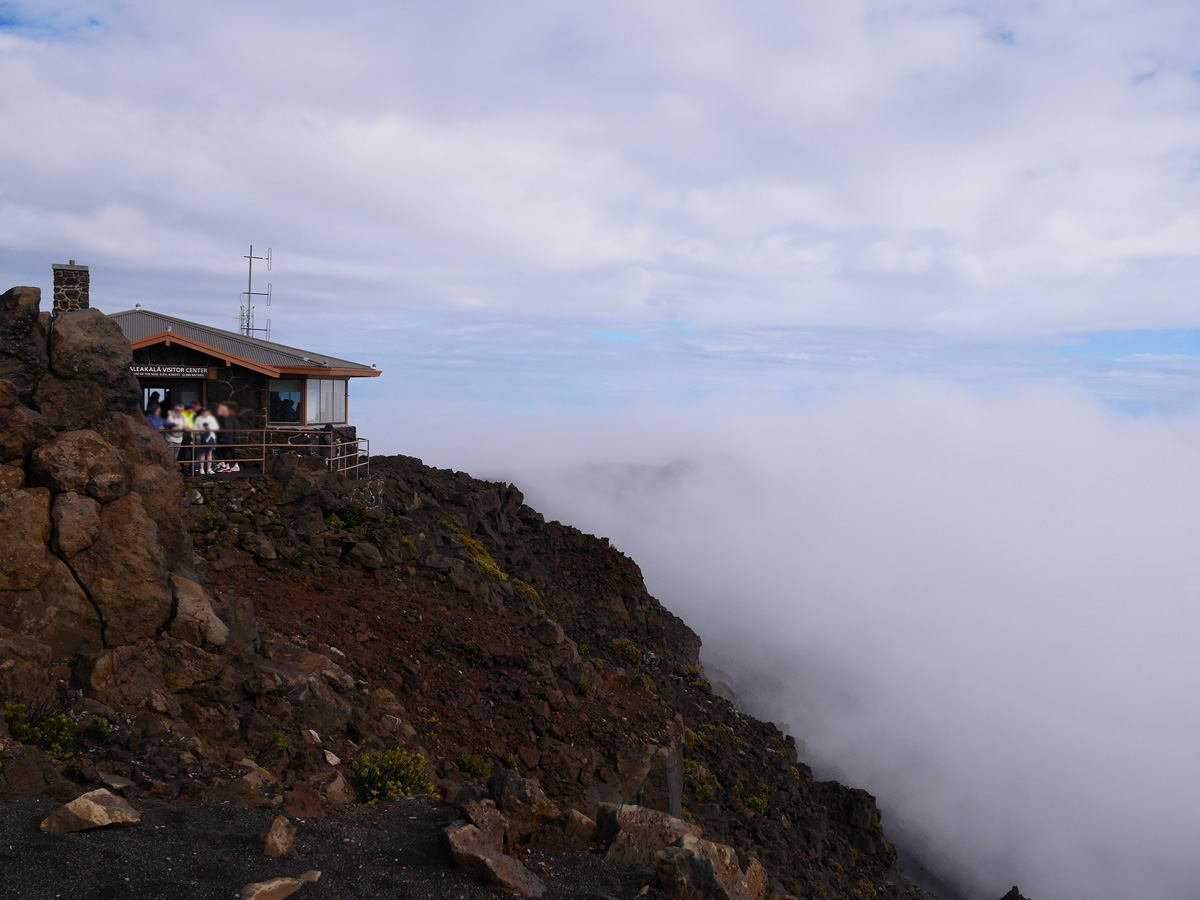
[386,384,1200,900]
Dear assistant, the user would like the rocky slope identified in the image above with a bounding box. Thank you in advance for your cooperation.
[0,285,1022,900]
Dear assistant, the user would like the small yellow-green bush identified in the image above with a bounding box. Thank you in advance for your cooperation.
[4,703,77,760]
[613,638,642,668]
[443,520,507,581]
[458,754,491,780]
[352,748,435,805]
[512,579,544,610]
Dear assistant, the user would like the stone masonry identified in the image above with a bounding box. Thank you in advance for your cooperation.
[52,261,90,314]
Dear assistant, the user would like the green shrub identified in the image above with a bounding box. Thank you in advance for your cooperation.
[84,717,111,739]
[573,680,592,696]
[204,504,223,530]
[326,513,346,530]
[613,638,642,668]
[442,520,507,581]
[250,730,287,768]
[4,703,77,760]
[458,754,491,780]
[352,748,434,805]
[462,640,483,668]
[682,759,718,798]
[512,579,544,610]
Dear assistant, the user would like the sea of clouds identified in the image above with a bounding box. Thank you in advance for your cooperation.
[384,382,1200,900]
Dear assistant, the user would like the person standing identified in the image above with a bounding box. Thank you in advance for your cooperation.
[215,402,240,473]
[165,405,187,467]
[193,406,219,475]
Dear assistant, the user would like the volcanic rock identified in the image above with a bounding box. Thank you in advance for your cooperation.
[261,814,298,857]
[48,308,132,382]
[445,823,545,897]
[489,770,560,845]
[167,574,230,647]
[654,833,767,900]
[51,491,101,557]
[598,803,702,867]
[40,788,141,833]
[239,872,320,900]
[67,492,173,644]
[464,798,508,851]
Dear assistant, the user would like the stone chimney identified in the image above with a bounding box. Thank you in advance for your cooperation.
[52,260,89,314]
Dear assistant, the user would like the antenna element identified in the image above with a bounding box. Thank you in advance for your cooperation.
[238,244,273,339]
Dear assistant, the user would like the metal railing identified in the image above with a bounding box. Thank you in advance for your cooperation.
[169,428,370,479]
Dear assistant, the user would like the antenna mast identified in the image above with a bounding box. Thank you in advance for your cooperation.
[239,244,273,339]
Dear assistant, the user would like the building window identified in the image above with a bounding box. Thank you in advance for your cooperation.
[306,378,347,424]
[268,379,302,423]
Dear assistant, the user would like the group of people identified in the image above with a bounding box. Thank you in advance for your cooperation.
[145,397,242,476]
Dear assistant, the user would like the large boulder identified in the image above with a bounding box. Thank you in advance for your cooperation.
[29,430,127,502]
[597,803,702,867]
[0,401,52,464]
[488,770,560,845]
[0,625,53,706]
[167,575,230,648]
[617,741,683,817]
[74,636,229,711]
[93,414,184,566]
[40,788,141,833]
[0,287,48,401]
[0,556,103,655]
[32,374,140,432]
[0,488,103,653]
[0,488,52,591]
[49,308,132,381]
[51,491,101,557]
[445,824,545,897]
[67,492,173,644]
[654,834,768,900]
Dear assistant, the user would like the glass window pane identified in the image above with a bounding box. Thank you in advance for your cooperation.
[321,380,334,423]
[303,380,317,424]
[334,381,346,423]
[270,379,302,423]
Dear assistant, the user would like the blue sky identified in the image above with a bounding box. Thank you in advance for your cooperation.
[3,0,1200,424]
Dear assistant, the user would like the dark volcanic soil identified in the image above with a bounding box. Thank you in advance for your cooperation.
[0,794,647,900]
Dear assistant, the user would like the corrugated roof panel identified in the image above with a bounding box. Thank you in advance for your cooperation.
[109,309,375,372]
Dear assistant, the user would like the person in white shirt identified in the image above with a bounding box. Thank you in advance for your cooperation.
[193,406,220,475]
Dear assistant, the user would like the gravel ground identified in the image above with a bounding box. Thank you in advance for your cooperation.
[0,796,646,900]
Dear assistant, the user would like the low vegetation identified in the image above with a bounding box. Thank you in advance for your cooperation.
[352,748,435,805]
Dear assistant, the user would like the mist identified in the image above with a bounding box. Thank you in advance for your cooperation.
[383,382,1200,900]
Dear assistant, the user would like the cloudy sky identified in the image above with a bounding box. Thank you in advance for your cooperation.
[3,0,1200,414]
[6,4,1200,899]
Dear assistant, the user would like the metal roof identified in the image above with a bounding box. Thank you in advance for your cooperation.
[109,308,377,374]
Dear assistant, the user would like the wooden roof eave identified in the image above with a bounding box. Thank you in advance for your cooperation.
[274,366,382,378]
[130,332,282,377]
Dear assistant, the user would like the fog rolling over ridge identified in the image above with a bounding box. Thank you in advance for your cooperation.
[390,382,1200,900]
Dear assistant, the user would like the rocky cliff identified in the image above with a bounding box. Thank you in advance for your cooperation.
[0,285,1006,900]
